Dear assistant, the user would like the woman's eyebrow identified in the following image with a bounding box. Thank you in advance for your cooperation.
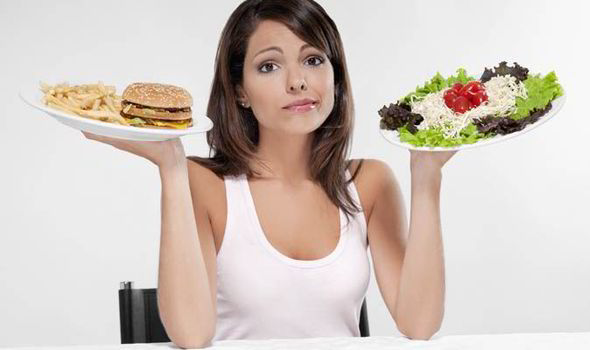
[253,43,313,59]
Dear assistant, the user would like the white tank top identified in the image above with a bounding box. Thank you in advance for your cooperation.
[211,169,370,341]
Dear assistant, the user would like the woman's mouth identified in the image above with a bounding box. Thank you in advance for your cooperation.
[282,99,319,113]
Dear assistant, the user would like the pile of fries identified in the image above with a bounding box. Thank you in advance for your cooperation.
[40,81,130,126]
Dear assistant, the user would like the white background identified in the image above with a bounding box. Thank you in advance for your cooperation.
[1,0,589,347]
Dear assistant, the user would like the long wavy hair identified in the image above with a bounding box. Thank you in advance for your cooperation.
[189,0,364,222]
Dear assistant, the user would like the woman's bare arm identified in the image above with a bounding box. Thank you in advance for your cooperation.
[157,159,217,349]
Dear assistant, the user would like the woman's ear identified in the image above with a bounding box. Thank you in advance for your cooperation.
[235,85,250,108]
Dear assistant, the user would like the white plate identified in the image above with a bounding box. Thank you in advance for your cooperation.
[380,93,566,152]
[19,83,213,141]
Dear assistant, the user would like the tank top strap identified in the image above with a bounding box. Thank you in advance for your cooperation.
[218,173,260,263]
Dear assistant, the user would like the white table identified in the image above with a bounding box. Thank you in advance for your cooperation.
[7,332,590,350]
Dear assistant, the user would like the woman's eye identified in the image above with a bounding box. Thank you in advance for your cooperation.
[305,56,324,66]
[259,62,278,73]
[258,56,324,73]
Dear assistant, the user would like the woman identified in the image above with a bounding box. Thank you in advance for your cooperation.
[83,0,455,347]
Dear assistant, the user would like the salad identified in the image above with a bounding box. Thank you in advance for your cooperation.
[378,61,564,147]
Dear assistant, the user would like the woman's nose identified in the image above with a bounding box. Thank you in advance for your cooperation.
[287,69,308,92]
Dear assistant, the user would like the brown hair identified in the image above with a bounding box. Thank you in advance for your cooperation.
[189,0,364,223]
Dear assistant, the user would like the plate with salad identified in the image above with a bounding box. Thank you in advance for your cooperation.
[379,61,566,151]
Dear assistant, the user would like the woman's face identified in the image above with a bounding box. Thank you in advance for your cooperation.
[238,20,335,136]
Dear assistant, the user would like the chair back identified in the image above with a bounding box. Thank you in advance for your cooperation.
[119,281,370,343]
[359,298,370,337]
[119,282,170,343]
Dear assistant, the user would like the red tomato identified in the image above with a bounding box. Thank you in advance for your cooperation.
[470,91,488,106]
[460,81,483,97]
[452,96,473,114]
[470,80,484,90]
[451,82,463,94]
[443,89,459,107]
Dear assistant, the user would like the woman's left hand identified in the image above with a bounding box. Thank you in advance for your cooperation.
[409,149,458,174]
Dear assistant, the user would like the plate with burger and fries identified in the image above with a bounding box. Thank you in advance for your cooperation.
[19,81,213,141]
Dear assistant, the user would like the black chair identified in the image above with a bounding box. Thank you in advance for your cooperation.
[119,282,170,343]
[359,298,370,337]
[119,281,370,344]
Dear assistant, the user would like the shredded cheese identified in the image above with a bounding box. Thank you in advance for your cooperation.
[409,76,528,138]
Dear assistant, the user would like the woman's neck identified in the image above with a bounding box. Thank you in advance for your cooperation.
[251,131,313,184]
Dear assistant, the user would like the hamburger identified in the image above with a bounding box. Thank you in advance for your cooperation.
[120,82,193,129]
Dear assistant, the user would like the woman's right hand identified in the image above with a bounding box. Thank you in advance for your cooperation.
[81,131,186,170]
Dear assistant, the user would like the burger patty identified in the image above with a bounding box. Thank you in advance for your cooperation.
[122,100,191,113]
[121,101,192,121]
[121,111,193,129]
[121,111,192,124]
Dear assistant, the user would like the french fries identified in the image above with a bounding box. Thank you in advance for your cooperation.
[39,81,130,126]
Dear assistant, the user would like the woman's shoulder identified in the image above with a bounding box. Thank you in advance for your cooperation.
[186,155,225,182]
[186,156,226,210]
[348,158,397,217]
[348,158,394,186]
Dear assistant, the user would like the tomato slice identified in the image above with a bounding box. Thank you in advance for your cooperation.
[443,89,459,107]
[452,96,473,114]
[470,91,488,106]
[460,81,483,96]
[451,82,464,94]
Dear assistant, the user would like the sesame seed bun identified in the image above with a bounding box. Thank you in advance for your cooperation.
[122,82,193,109]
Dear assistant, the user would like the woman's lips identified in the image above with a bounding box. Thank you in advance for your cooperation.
[283,101,318,113]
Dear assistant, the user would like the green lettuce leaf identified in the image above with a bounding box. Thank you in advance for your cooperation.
[511,71,564,120]
[127,117,147,125]
[398,122,491,147]
[446,68,476,86]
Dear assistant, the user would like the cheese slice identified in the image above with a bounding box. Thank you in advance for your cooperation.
[149,119,193,129]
